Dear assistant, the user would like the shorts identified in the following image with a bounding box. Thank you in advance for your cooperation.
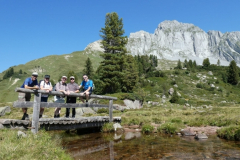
[81,90,92,95]
[41,97,48,102]
[18,92,31,102]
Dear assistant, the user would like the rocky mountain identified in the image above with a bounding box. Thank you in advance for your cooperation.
[125,20,240,66]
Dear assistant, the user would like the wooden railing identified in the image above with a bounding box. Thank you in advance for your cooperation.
[14,88,117,134]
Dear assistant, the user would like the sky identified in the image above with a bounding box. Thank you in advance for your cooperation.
[1,0,240,73]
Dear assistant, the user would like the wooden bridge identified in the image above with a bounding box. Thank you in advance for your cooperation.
[4,88,121,133]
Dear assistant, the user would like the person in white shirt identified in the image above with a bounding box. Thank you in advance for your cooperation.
[40,75,52,118]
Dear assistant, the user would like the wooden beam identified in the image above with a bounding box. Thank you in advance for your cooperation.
[15,88,117,100]
[31,93,41,134]
[13,101,109,108]
[109,100,113,122]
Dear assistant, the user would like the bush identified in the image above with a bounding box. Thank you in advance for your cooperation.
[142,124,154,134]
[97,108,109,114]
[196,83,203,88]
[101,122,114,132]
[217,126,240,140]
[157,123,178,134]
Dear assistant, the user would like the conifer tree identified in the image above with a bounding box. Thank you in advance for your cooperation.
[188,60,193,68]
[227,60,239,85]
[83,57,94,79]
[202,58,210,69]
[193,60,197,68]
[176,59,182,69]
[184,59,188,68]
[217,59,221,66]
[97,12,128,93]
[169,89,179,103]
[19,69,23,74]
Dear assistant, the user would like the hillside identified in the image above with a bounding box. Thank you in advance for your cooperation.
[0,50,103,102]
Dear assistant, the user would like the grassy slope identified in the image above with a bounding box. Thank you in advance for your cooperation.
[0,50,102,102]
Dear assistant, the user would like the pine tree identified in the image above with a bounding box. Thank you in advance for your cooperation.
[97,12,128,94]
[202,58,210,69]
[176,59,182,69]
[193,60,197,68]
[184,59,188,68]
[19,69,23,74]
[188,60,193,68]
[227,60,239,85]
[82,57,94,79]
[217,59,221,66]
[169,89,179,103]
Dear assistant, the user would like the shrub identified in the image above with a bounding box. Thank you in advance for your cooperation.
[142,124,154,134]
[157,123,177,134]
[217,126,240,140]
[97,108,109,114]
[101,122,114,132]
[196,83,203,88]
[128,118,140,125]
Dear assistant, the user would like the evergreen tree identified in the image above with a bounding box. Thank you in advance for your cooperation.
[217,59,221,66]
[82,57,94,79]
[169,89,179,103]
[67,71,78,84]
[188,60,193,68]
[97,12,128,93]
[202,58,210,69]
[19,69,23,74]
[184,59,188,68]
[193,60,197,68]
[176,59,182,69]
[227,60,239,85]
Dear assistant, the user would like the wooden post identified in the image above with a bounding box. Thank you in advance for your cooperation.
[109,100,113,122]
[109,140,114,160]
[31,92,41,134]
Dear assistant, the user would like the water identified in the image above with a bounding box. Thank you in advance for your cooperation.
[61,131,240,160]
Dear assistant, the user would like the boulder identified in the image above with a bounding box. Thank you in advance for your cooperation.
[180,129,195,136]
[124,99,142,109]
[161,99,166,103]
[0,106,11,116]
[0,124,4,129]
[210,84,215,88]
[208,71,213,75]
[152,102,159,106]
[162,95,166,99]
[76,108,84,116]
[177,92,181,97]
[113,123,122,131]
[82,107,96,114]
[168,88,174,95]
[17,131,27,138]
[195,134,208,139]
[173,84,178,88]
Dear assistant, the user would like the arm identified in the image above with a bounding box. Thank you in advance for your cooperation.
[25,85,39,89]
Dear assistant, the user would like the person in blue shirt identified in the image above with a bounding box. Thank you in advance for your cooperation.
[19,72,39,120]
[79,74,93,103]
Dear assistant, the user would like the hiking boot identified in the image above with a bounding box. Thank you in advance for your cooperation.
[39,115,42,118]
[72,115,75,118]
[21,113,26,120]
[25,114,29,120]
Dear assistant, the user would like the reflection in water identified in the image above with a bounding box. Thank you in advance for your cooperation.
[61,132,240,160]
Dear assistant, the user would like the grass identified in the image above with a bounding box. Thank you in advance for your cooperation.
[0,129,72,160]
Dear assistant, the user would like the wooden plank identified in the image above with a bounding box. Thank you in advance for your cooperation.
[13,101,109,108]
[31,93,41,134]
[15,88,117,100]
[109,100,113,122]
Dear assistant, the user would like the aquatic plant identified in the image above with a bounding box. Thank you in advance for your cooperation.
[157,122,178,134]
[217,125,240,140]
[101,122,114,133]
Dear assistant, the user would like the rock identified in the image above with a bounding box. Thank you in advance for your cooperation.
[185,103,190,107]
[113,123,122,131]
[180,129,195,136]
[173,84,178,88]
[161,99,166,103]
[76,108,84,116]
[162,95,166,99]
[0,124,4,129]
[214,77,217,79]
[0,106,11,116]
[210,84,215,88]
[177,92,181,97]
[125,132,135,140]
[195,134,208,139]
[221,101,227,103]
[82,107,96,114]
[152,102,159,106]
[114,133,122,140]
[17,131,27,138]
[133,100,142,109]
[124,99,136,109]
[208,71,213,75]
[155,94,160,98]
[113,104,125,111]
[168,88,174,95]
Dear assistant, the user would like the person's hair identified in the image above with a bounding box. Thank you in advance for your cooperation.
[83,74,88,77]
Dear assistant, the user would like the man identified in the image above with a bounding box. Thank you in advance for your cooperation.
[54,76,69,118]
[66,76,79,118]
[19,72,39,120]
[79,74,93,103]
[39,75,52,118]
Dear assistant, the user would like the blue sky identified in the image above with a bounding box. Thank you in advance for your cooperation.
[1,0,240,73]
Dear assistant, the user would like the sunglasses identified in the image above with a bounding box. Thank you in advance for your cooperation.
[33,75,38,78]
[45,78,49,80]
[70,78,74,80]
[83,77,87,79]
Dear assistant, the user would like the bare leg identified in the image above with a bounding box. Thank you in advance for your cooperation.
[22,108,27,114]
[80,93,85,103]
[40,107,44,115]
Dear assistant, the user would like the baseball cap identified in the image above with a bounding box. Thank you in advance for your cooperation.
[32,72,38,76]
[62,76,67,79]
[70,76,75,79]
[45,75,50,79]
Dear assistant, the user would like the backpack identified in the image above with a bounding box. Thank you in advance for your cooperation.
[52,84,56,91]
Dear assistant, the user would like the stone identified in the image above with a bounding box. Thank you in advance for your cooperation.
[180,129,195,136]
[124,99,136,109]
[173,84,178,88]
[133,100,142,109]
[125,132,135,140]
[168,88,174,95]
[161,99,166,103]
[76,108,84,116]
[17,131,27,138]
[152,102,159,106]
[208,71,213,75]
[162,95,166,99]
[210,84,215,88]
[82,107,96,114]
[177,92,181,97]
[113,123,122,131]
[0,106,11,116]
[195,134,208,139]
[0,124,4,129]
[155,94,160,98]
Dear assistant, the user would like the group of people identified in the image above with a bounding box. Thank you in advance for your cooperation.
[19,72,93,120]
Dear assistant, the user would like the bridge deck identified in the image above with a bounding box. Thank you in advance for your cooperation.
[0,116,121,131]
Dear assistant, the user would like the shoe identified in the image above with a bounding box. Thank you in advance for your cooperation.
[57,114,60,118]
[39,115,42,118]
[72,115,75,118]
[25,114,29,120]
[65,116,69,118]
[21,113,26,120]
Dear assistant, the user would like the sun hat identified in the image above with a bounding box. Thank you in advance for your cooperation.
[32,72,38,76]
[62,76,67,79]
[70,76,75,79]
